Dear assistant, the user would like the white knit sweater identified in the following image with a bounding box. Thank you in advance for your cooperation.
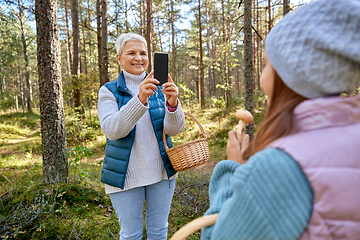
[97,70,185,194]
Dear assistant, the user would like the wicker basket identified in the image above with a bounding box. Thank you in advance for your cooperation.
[163,112,210,172]
[170,214,218,240]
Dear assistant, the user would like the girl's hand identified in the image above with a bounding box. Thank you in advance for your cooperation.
[226,130,249,164]
[161,74,178,107]
[138,71,159,105]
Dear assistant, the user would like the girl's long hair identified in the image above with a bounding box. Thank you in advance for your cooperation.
[242,72,307,160]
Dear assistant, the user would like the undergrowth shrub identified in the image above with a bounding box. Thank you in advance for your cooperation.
[168,170,211,239]
[0,185,57,239]
[67,145,94,182]
[0,182,116,239]
[65,110,101,147]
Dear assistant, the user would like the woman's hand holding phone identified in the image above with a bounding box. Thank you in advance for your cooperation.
[161,74,178,108]
[138,71,159,105]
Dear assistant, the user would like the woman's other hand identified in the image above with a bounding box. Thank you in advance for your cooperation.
[226,130,249,164]
[138,71,158,105]
[161,74,178,108]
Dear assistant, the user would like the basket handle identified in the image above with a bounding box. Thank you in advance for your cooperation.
[169,214,218,240]
[163,112,207,151]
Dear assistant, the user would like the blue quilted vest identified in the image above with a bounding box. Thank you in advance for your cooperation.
[100,71,177,189]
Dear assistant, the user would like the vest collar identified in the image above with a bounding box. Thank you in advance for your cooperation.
[294,94,360,132]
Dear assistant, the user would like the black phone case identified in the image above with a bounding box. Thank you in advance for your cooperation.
[154,53,168,86]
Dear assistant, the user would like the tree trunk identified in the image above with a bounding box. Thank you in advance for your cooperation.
[170,0,176,82]
[221,0,230,108]
[96,0,102,85]
[64,0,72,76]
[14,95,19,111]
[244,0,254,140]
[125,0,129,32]
[100,0,109,85]
[268,0,272,32]
[87,0,93,74]
[35,0,68,184]
[283,0,290,16]
[212,38,217,98]
[256,0,261,92]
[0,65,2,95]
[80,1,88,75]
[198,0,205,108]
[17,0,32,112]
[156,17,163,52]
[71,0,81,111]
[146,0,152,72]
[252,0,256,91]
[140,0,144,36]
[205,0,212,98]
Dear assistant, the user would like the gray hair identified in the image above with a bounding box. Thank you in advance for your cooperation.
[115,33,147,56]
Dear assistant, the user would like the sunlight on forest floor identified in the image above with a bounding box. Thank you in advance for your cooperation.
[0,105,266,239]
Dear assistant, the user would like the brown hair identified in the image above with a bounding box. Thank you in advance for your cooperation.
[242,72,307,160]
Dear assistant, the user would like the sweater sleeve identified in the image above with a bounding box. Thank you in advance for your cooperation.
[201,148,313,240]
[163,100,185,136]
[97,86,148,140]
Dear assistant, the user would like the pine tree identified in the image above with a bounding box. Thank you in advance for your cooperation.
[35,0,68,184]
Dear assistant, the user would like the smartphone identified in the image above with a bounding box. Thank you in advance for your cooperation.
[154,52,168,86]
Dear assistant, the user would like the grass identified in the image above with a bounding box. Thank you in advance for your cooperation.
[0,102,266,239]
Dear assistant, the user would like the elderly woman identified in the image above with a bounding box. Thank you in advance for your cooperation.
[97,32,185,240]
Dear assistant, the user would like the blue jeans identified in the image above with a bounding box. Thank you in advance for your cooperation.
[110,179,176,240]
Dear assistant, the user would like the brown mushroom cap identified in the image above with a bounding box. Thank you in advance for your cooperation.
[235,109,253,124]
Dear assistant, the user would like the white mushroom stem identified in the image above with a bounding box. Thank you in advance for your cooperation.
[236,120,247,143]
[234,109,253,144]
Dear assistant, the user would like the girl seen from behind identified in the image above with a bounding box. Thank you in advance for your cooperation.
[201,0,360,239]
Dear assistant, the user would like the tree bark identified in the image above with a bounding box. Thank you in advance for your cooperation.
[146,0,152,72]
[205,0,212,98]
[252,0,256,91]
[156,17,163,52]
[71,0,81,111]
[96,0,102,84]
[170,0,176,82]
[244,0,254,140]
[35,0,68,184]
[283,0,290,16]
[100,0,109,85]
[140,0,145,36]
[198,0,205,108]
[256,0,261,92]
[17,0,32,112]
[125,0,129,32]
[268,0,272,32]
[87,0,93,74]
[80,1,88,75]
[211,38,217,98]
[64,0,72,76]
[221,0,230,108]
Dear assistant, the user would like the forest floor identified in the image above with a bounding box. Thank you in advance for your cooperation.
[0,105,266,239]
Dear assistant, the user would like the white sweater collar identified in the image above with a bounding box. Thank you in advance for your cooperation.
[123,70,146,88]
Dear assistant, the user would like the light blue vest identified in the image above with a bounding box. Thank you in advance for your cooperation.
[101,72,176,189]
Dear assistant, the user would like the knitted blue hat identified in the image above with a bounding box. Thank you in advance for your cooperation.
[265,0,360,99]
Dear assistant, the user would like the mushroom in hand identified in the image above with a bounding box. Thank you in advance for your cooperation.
[235,109,253,143]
